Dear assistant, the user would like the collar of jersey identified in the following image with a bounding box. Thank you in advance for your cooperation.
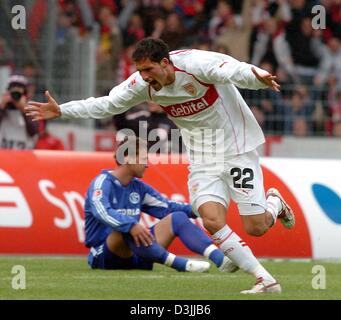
[101,169,134,188]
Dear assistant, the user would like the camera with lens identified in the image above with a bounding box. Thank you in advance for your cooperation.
[10,90,23,102]
[4,75,29,110]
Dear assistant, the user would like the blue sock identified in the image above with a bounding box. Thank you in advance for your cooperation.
[209,249,225,267]
[123,234,188,271]
[171,211,225,267]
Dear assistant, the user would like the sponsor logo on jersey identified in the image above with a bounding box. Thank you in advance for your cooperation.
[116,208,141,216]
[183,83,197,96]
[162,85,218,118]
[128,77,137,88]
[129,192,140,204]
[92,189,102,200]
[190,182,199,194]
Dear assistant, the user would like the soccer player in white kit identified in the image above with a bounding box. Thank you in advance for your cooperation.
[26,38,295,294]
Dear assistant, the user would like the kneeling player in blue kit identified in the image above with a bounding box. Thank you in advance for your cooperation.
[85,137,234,272]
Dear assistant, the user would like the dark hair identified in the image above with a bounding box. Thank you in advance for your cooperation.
[7,75,28,95]
[132,38,170,63]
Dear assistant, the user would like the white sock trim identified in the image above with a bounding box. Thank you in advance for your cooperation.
[266,196,282,224]
[164,253,176,267]
[267,203,277,224]
[252,265,276,283]
[212,225,232,244]
[203,244,218,258]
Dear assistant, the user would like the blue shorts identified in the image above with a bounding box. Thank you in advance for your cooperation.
[87,240,154,270]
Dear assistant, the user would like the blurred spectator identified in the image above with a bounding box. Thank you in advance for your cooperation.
[0,37,13,67]
[56,12,75,45]
[321,0,341,40]
[285,17,320,84]
[176,0,205,29]
[160,0,179,16]
[123,13,146,43]
[212,42,230,54]
[96,6,122,94]
[328,85,341,135]
[53,11,79,98]
[283,86,314,135]
[285,0,313,32]
[116,39,137,84]
[89,0,117,19]
[4,0,341,139]
[329,88,341,120]
[314,37,341,90]
[0,37,13,95]
[252,0,292,25]
[292,117,309,136]
[214,0,253,62]
[208,0,233,40]
[58,0,82,28]
[333,120,341,136]
[21,62,45,101]
[192,37,212,51]
[247,61,284,134]
[251,17,297,82]
[159,12,188,50]
[138,2,167,37]
[35,120,65,150]
[0,75,39,149]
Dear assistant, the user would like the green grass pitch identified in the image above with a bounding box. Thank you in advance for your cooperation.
[0,256,340,300]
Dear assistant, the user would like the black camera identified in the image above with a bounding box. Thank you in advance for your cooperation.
[10,91,23,101]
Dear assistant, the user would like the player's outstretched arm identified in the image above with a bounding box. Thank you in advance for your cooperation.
[251,67,281,92]
[25,91,61,121]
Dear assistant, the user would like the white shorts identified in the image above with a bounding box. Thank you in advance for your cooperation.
[188,150,267,216]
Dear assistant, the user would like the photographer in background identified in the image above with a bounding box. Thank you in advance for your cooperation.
[0,75,39,149]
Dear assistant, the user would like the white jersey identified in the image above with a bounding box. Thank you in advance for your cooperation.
[60,49,267,163]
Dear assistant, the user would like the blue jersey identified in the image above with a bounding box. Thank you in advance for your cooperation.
[84,170,192,248]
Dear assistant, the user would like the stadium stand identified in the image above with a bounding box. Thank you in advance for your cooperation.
[1,0,341,149]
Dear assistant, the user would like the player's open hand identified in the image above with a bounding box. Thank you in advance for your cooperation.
[251,67,281,92]
[25,90,61,121]
[130,223,154,247]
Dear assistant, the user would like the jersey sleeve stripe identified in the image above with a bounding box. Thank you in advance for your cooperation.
[92,174,121,227]
[93,199,121,227]
[94,174,106,189]
[142,193,168,208]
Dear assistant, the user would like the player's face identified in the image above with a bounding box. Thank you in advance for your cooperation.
[135,58,171,91]
[134,163,148,178]
[129,153,148,178]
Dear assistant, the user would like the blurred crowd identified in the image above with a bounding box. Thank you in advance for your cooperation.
[1,0,341,151]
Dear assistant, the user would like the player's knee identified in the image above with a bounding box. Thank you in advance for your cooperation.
[201,216,224,234]
[245,224,268,237]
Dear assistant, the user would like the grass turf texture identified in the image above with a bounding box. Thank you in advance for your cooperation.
[0,256,340,300]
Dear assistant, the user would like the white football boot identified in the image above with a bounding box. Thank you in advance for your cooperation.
[267,188,295,229]
[241,278,282,294]
[218,257,239,273]
[185,260,210,273]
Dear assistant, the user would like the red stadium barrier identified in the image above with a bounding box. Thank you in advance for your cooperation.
[0,150,312,258]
